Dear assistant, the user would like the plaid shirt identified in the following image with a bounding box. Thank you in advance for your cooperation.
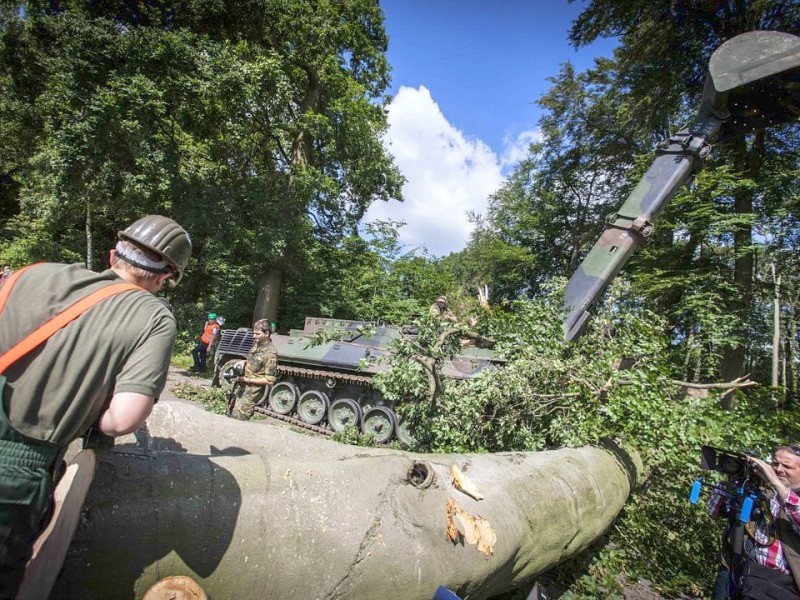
[709,485,800,574]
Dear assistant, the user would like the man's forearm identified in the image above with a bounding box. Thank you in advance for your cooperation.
[240,376,275,386]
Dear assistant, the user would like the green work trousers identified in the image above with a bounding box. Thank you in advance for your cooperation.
[0,378,62,599]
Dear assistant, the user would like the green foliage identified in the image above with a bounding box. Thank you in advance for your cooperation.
[330,425,376,447]
[373,280,800,597]
[171,382,229,416]
[0,0,403,329]
[279,219,456,327]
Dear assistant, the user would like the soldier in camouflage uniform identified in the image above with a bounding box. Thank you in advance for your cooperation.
[231,319,278,421]
[429,295,458,323]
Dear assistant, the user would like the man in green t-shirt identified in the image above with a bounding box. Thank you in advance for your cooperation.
[0,215,191,598]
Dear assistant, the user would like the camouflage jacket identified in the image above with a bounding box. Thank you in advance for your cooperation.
[429,303,457,322]
[245,339,277,384]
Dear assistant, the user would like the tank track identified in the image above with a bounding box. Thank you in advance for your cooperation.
[277,364,373,387]
[253,405,334,436]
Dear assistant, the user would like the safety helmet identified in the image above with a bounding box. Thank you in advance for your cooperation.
[437,296,447,303]
[208,312,217,320]
[216,316,226,326]
[118,215,192,284]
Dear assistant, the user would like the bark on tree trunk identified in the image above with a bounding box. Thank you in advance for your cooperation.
[251,67,320,325]
[55,400,642,600]
[253,268,282,324]
[772,262,781,388]
[789,305,799,407]
[721,137,758,383]
[85,204,94,271]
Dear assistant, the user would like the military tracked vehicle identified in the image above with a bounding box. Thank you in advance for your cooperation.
[213,316,502,444]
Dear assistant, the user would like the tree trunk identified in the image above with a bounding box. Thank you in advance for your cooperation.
[772,262,781,388]
[253,268,282,324]
[251,68,321,324]
[721,137,759,382]
[789,304,799,407]
[85,203,94,271]
[55,400,642,600]
[682,332,695,382]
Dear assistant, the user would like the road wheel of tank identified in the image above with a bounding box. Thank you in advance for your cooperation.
[394,415,417,447]
[297,390,330,425]
[217,359,242,394]
[361,406,396,444]
[268,382,298,415]
[328,398,362,433]
[255,385,270,407]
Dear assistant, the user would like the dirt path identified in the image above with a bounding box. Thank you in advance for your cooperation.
[165,364,212,393]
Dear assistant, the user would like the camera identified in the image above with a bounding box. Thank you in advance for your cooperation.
[222,363,244,384]
[691,446,766,524]
[701,445,753,478]
[699,445,761,480]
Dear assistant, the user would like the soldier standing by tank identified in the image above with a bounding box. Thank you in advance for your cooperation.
[191,312,221,374]
[0,215,191,598]
[230,319,278,421]
[429,295,458,323]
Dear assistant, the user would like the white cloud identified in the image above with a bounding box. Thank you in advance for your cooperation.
[500,128,542,171]
[363,86,505,257]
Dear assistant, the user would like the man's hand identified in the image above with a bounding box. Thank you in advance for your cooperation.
[749,456,791,500]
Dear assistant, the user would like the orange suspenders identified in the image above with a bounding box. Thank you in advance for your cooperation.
[0,264,142,374]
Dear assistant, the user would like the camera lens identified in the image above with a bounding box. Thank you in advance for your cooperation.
[719,456,743,475]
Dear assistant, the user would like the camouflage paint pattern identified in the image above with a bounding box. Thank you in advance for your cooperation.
[213,317,503,441]
[563,31,800,342]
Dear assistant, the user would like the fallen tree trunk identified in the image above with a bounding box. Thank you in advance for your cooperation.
[54,400,642,600]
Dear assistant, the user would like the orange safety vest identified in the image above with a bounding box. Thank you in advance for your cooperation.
[200,321,218,345]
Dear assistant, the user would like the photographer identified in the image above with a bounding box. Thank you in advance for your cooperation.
[710,446,800,600]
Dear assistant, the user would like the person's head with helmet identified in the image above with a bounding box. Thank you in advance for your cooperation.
[112,215,192,293]
[208,312,217,322]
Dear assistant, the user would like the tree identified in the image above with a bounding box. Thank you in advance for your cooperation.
[278,220,455,327]
[0,0,404,328]
[471,2,800,382]
[459,57,642,304]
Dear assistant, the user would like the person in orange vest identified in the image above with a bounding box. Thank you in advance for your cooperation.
[191,313,221,374]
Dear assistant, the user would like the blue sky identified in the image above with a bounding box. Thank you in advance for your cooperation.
[362,1,618,257]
